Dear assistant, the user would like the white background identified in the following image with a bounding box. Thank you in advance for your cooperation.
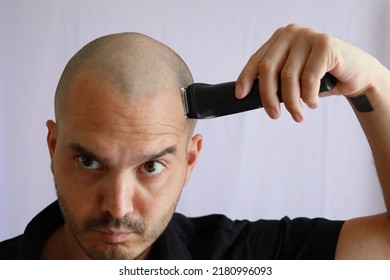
[1,0,389,241]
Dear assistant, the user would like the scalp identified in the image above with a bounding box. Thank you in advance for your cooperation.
[54,33,195,134]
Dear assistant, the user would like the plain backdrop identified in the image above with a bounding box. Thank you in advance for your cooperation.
[1,0,389,241]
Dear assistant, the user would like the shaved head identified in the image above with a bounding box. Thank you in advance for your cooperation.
[46,32,203,259]
[54,32,196,135]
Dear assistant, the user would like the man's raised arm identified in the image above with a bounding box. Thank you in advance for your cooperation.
[235,24,390,259]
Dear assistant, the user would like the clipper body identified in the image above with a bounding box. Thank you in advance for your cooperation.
[181,73,337,119]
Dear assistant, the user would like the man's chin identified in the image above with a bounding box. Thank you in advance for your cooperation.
[82,242,149,260]
[75,232,151,260]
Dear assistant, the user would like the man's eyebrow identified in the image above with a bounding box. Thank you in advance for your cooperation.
[143,146,177,162]
[68,143,106,163]
[68,142,177,163]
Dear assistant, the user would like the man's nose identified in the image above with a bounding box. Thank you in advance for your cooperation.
[100,170,136,219]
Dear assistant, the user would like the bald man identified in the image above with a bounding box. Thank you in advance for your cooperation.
[1,24,390,259]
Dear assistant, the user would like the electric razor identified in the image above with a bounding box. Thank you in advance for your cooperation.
[181,73,337,119]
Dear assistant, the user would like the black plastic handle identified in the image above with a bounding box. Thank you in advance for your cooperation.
[184,73,337,119]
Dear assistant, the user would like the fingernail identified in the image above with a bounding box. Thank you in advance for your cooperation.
[265,108,278,119]
[235,84,244,99]
[292,113,304,123]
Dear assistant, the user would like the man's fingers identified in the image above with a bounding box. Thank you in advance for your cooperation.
[300,33,335,109]
[237,24,339,122]
[236,29,280,99]
[235,62,260,99]
[279,32,313,122]
[254,29,296,119]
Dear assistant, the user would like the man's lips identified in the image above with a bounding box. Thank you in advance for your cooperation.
[95,229,133,244]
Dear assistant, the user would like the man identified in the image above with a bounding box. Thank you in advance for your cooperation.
[1,24,390,259]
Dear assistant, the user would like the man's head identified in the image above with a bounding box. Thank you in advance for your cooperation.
[46,33,202,259]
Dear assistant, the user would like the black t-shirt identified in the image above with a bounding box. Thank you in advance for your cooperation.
[0,201,344,259]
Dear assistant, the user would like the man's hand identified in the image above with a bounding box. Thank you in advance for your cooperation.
[236,24,390,259]
[235,24,385,122]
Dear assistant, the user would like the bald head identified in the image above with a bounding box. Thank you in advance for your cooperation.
[54,32,195,134]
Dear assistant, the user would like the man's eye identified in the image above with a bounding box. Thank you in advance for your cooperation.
[77,155,102,170]
[139,161,165,176]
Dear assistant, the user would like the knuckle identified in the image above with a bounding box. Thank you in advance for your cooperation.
[273,26,286,36]
[258,58,275,75]
[300,73,318,102]
[249,51,261,62]
[312,33,334,49]
[284,23,301,33]
[274,23,303,38]
[280,68,297,81]
[300,72,317,87]
[247,49,264,66]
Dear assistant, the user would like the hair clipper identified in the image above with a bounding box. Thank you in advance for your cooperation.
[180,73,337,119]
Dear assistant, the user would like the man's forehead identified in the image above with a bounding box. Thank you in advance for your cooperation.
[60,104,186,166]
[62,74,185,134]
[65,102,186,137]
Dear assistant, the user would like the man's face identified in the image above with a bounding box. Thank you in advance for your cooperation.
[47,71,201,259]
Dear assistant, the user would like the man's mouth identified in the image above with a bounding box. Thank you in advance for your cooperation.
[95,229,134,244]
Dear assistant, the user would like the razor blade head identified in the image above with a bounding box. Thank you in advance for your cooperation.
[180,87,190,118]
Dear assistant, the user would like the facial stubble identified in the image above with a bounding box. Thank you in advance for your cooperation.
[55,182,179,260]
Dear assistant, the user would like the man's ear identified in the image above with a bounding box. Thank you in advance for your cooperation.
[46,120,57,173]
[184,133,203,186]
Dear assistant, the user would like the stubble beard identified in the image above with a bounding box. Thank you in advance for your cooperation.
[55,183,179,260]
